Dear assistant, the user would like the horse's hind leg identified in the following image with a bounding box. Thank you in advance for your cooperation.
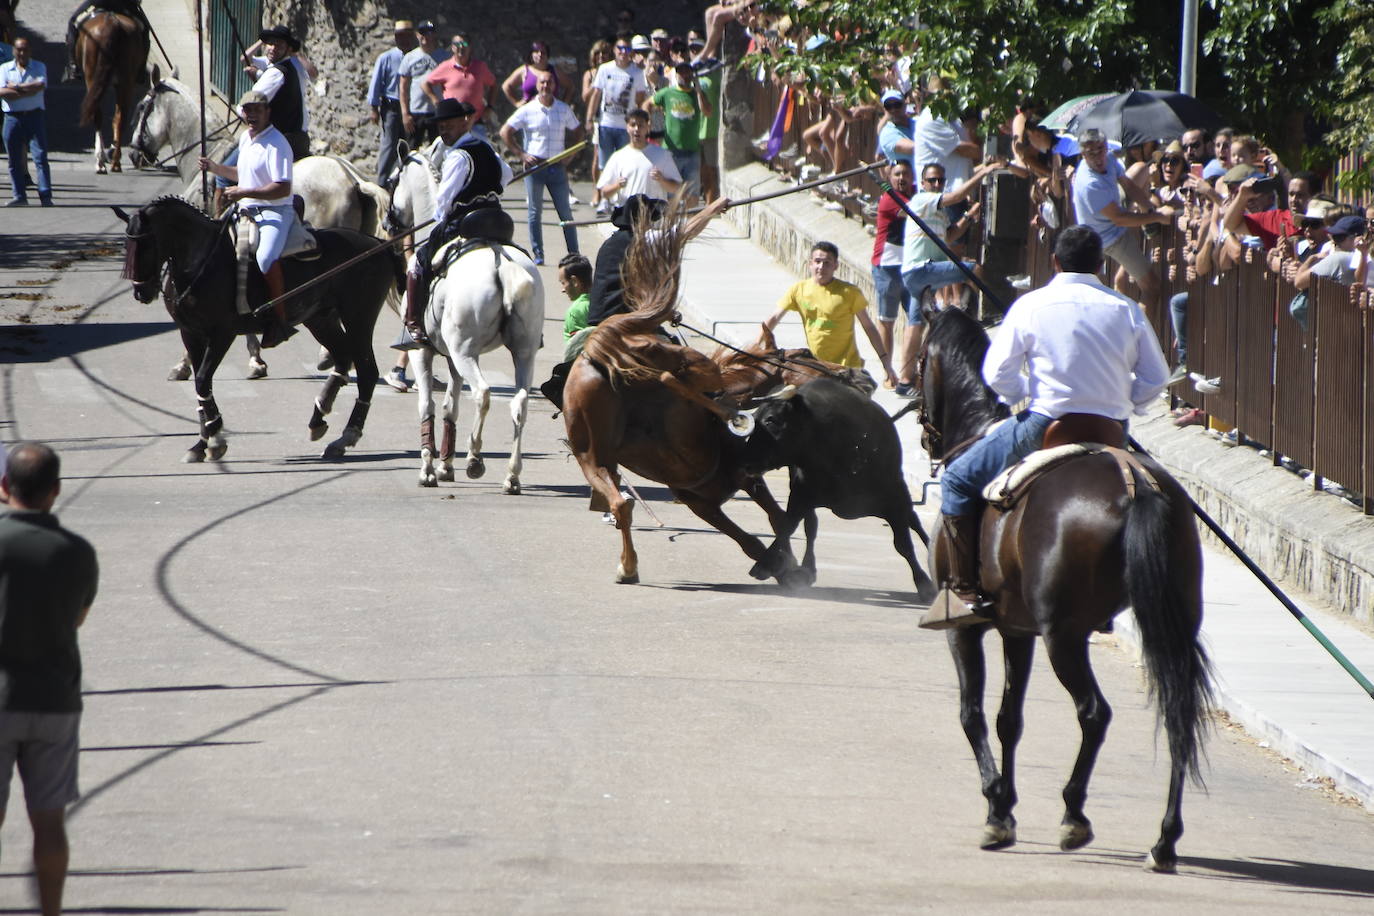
[891,511,938,604]
[320,312,379,460]
[1043,631,1112,851]
[503,348,537,495]
[413,348,439,486]
[437,355,459,482]
[452,353,489,479]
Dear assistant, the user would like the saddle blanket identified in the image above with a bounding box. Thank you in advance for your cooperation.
[982,443,1160,509]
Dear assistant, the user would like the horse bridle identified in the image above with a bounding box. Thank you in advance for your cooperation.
[123,207,234,305]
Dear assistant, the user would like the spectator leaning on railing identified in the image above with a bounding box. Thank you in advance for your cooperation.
[1070,127,1172,313]
[1295,215,1369,294]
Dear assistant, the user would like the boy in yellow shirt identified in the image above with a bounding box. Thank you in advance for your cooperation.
[765,241,897,386]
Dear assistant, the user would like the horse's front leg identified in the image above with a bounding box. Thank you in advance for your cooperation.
[245,334,267,379]
[321,328,375,461]
[93,121,108,175]
[183,332,234,462]
[435,355,459,482]
[946,626,1016,850]
[677,493,790,582]
[989,633,1035,849]
[308,369,349,442]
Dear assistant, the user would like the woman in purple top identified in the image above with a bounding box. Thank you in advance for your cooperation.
[502,41,565,106]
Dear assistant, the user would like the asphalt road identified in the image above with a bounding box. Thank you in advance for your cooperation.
[3,149,1374,912]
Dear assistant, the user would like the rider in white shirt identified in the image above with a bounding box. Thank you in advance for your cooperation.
[926,225,1170,628]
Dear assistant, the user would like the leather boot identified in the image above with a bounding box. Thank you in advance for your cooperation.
[258,262,297,349]
[919,513,994,630]
[402,269,432,348]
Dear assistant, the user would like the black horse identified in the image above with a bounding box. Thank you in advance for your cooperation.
[916,303,1213,873]
[115,196,404,462]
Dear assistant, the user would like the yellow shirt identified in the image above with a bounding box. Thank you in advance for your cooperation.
[777,277,869,367]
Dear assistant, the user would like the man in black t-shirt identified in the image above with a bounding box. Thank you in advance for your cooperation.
[0,442,98,916]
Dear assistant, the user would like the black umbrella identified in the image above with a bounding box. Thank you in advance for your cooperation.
[1067,90,1221,148]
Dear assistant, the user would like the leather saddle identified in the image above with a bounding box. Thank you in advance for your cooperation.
[1042,412,1126,449]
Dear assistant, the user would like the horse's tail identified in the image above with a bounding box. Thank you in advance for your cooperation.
[384,245,406,317]
[354,179,391,239]
[1123,473,1213,785]
[80,17,120,127]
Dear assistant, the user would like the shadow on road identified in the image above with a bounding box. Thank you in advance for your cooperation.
[0,232,123,271]
[0,321,173,363]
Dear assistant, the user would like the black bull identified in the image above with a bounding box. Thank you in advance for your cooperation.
[739,378,939,602]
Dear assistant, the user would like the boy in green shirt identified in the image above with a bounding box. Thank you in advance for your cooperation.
[559,253,592,360]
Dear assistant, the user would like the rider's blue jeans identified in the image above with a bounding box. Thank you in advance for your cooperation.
[940,410,1053,516]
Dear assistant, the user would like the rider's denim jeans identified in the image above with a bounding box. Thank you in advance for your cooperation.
[524,164,577,263]
[940,410,1053,516]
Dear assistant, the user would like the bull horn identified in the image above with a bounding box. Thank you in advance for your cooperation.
[765,384,797,401]
[728,410,756,437]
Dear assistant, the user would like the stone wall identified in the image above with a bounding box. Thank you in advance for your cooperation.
[263,0,706,169]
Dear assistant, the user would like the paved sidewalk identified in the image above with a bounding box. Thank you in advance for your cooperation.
[673,212,1374,813]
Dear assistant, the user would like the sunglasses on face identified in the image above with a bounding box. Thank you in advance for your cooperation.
[452,41,469,48]
[1162,157,1183,166]
[923,175,945,184]
[616,44,633,51]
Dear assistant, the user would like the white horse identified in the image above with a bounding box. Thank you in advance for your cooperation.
[411,236,545,493]
[386,140,441,248]
[128,69,395,377]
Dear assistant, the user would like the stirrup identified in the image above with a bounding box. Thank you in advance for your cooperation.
[919,588,993,630]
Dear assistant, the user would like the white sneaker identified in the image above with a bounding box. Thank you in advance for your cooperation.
[385,367,411,392]
[594,200,609,215]
[569,194,582,206]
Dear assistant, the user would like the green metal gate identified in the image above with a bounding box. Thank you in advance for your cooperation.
[209,0,261,102]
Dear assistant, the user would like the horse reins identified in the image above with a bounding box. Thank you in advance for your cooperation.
[669,318,853,386]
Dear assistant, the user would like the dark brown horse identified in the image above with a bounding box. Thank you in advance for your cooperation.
[563,218,838,586]
[76,10,147,174]
[0,1,17,44]
[917,302,1212,873]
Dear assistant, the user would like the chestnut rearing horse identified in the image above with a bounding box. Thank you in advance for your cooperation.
[563,218,869,587]
[77,9,147,174]
[917,302,1213,873]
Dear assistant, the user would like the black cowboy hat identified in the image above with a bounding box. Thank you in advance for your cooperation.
[259,25,301,51]
[430,98,476,121]
[610,194,666,230]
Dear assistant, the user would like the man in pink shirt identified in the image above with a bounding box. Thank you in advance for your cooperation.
[423,33,497,139]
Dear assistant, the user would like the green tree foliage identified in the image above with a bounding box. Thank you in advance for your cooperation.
[1321,0,1374,192]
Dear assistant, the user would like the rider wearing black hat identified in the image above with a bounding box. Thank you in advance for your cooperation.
[400,97,514,347]
[251,25,310,161]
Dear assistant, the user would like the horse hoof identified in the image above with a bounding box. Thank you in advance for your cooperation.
[322,441,347,460]
[748,560,773,581]
[419,474,438,488]
[316,354,334,371]
[980,819,1016,850]
[503,480,521,495]
[111,162,122,173]
[1144,851,1177,874]
[247,359,268,380]
[1059,821,1094,851]
[182,449,205,464]
[168,364,191,381]
[96,165,107,176]
[206,442,228,461]
[437,466,454,482]
[779,566,815,590]
[466,458,486,479]
[615,568,640,585]
[309,423,328,442]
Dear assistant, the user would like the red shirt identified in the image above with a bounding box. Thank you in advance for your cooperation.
[872,190,910,267]
[1243,208,1298,251]
[425,58,496,117]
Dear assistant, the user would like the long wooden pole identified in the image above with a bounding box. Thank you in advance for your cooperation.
[558,159,891,228]
[196,0,207,210]
[510,140,588,182]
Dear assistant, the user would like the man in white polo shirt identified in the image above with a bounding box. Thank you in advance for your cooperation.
[198,90,298,347]
[500,70,583,265]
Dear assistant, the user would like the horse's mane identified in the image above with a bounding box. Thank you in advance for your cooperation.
[925,305,1008,435]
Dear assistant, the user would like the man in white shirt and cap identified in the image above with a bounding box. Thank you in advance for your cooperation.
[199,90,298,348]
[922,225,1170,629]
